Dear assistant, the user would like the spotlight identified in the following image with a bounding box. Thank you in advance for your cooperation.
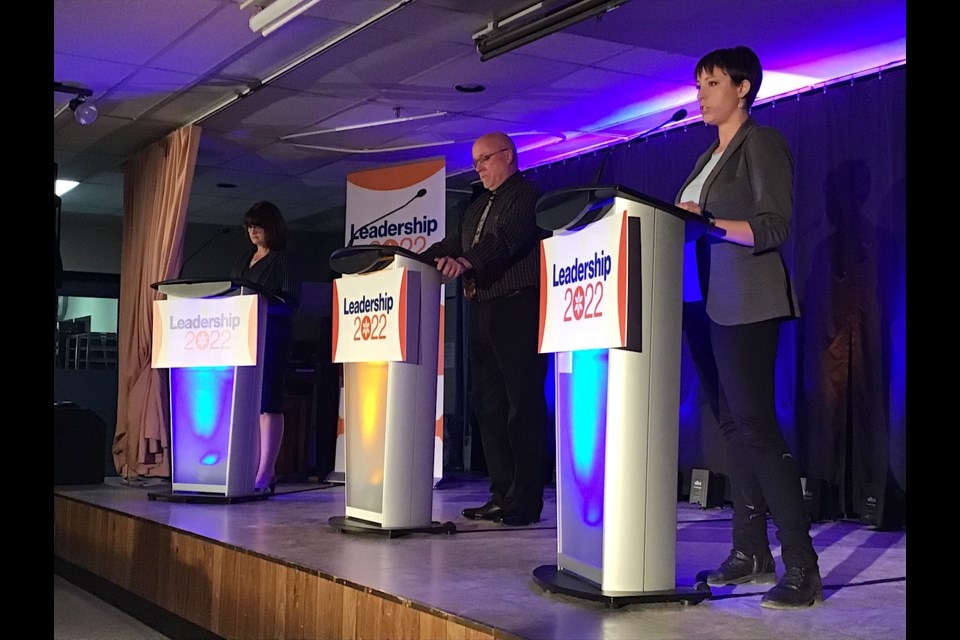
[54,82,97,125]
[68,95,98,125]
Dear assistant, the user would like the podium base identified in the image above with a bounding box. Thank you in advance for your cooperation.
[147,490,271,504]
[532,565,711,608]
[324,471,345,484]
[328,515,456,538]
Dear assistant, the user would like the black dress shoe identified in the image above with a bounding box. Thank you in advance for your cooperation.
[760,566,823,609]
[461,501,504,521]
[499,510,540,526]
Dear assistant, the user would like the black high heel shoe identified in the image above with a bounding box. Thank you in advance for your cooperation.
[254,476,277,496]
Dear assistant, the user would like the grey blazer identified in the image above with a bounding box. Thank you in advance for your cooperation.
[676,117,800,326]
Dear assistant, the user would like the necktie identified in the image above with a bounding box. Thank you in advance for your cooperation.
[463,194,494,300]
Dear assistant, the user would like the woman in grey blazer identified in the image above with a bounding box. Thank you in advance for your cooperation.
[676,46,821,610]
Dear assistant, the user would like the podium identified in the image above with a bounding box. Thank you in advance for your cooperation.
[532,185,712,606]
[327,245,455,536]
[147,278,280,503]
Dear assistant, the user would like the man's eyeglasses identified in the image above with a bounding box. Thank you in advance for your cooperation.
[242,223,264,231]
[472,148,508,169]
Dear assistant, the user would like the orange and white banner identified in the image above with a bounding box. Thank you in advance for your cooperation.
[334,158,447,483]
[152,294,259,368]
[538,211,641,354]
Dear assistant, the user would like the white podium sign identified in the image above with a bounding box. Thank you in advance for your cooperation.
[333,267,420,363]
[538,211,640,354]
[152,294,259,368]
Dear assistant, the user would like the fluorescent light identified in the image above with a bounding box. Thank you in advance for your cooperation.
[280,111,448,141]
[248,0,322,37]
[476,0,631,62]
[56,180,80,196]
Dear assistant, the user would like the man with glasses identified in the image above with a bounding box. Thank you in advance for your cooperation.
[421,132,548,527]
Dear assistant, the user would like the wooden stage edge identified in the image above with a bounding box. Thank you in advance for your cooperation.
[53,493,506,640]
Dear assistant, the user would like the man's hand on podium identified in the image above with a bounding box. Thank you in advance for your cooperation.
[434,256,473,284]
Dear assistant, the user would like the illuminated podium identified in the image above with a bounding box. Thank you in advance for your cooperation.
[147,278,280,503]
[328,245,455,536]
[532,186,712,606]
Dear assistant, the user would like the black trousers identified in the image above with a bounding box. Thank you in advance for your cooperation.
[469,288,548,516]
[710,318,819,571]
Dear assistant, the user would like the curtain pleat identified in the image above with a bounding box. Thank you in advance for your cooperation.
[113,125,202,479]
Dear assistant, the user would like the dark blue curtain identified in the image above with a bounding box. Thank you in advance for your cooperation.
[524,65,906,519]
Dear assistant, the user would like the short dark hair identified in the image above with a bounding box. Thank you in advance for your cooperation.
[243,201,287,249]
[695,46,763,109]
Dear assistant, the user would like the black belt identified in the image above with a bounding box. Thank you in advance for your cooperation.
[474,287,535,303]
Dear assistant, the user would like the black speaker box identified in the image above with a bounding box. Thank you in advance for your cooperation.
[54,404,106,485]
[689,468,725,509]
[860,478,905,530]
[801,477,840,522]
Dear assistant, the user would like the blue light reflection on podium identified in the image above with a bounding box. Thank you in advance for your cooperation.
[556,349,607,568]
[170,366,235,486]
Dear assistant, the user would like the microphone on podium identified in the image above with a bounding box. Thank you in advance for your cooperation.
[178,226,231,279]
[347,188,428,247]
[594,108,689,184]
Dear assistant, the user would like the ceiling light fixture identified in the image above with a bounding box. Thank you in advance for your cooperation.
[54,81,98,125]
[280,111,448,141]
[475,0,631,62]
[242,0,322,37]
[194,1,414,125]
[69,95,98,125]
[55,180,80,196]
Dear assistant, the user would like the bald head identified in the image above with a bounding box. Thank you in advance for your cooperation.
[472,132,518,191]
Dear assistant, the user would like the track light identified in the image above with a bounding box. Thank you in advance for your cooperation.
[475,0,631,62]
[54,82,97,125]
[242,0,322,37]
[68,95,98,125]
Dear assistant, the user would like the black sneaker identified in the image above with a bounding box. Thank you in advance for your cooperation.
[699,549,777,586]
[761,566,823,609]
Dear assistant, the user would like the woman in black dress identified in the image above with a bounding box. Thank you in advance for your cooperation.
[229,201,301,494]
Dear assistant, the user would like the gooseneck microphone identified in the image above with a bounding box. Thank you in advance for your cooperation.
[178,226,231,278]
[593,108,688,184]
[641,108,688,137]
[347,188,428,247]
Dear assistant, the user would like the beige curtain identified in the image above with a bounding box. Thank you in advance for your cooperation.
[113,125,202,479]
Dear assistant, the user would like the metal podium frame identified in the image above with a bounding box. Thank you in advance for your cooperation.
[328,245,455,537]
[147,278,279,504]
[532,185,712,606]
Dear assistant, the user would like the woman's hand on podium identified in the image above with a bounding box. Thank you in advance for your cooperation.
[676,200,703,215]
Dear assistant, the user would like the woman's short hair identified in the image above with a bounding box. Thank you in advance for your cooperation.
[695,45,763,109]
[243,201,287,249]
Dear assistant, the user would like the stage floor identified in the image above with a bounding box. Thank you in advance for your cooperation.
[54,474,906,640]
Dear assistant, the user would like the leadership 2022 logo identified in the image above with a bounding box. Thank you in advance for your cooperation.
[342,292,395,341]
[167,311,242,350]
[539,211,639,355]
[552,251,613,322]
[349,215,440,253]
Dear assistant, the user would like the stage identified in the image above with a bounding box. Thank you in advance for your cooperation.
[53,474,906,640]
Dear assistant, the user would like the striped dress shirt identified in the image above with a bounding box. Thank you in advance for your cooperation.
[422,171,543,302]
